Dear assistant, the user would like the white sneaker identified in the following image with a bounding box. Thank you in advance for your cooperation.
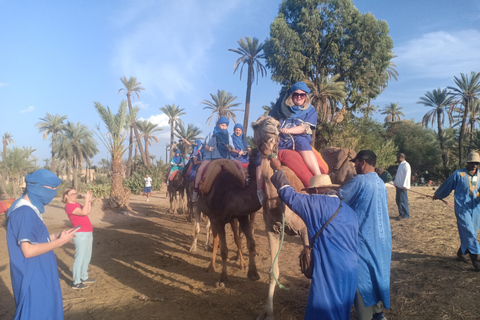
[147,198,149,202]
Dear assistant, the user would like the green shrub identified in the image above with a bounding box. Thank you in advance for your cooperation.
[89,184,111,198]
[123,172,145,195]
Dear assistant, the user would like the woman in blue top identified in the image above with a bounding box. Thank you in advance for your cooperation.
[166,150,184,186]
[192,117,244,201]
[257,81,321,203]
[230,123,251,164]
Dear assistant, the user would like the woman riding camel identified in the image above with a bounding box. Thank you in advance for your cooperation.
[192,117,244,202]
[166,150,184,186]
[230,123,251,165]
[256,81,321,203]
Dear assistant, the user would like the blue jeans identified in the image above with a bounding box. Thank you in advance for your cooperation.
[72,232,93,285]
[396,188,410,218]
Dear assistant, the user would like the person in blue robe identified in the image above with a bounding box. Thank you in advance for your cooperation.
[230,123,250,164]
[433,151,480,271]
[166,150,184,186]
[6,169,77,320]
[269,157,358,320]
[192,117,244,201]
[338,150,391,320]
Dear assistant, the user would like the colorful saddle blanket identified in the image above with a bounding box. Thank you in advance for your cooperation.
[278,149,329,188]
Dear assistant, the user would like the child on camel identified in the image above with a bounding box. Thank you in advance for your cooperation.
[192,117,245,202]
[256,81,321,203]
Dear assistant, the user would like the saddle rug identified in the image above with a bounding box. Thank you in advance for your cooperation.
[199,159,245,195]
[277,149,329,188]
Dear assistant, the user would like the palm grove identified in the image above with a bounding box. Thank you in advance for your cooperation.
[1,0,479,207]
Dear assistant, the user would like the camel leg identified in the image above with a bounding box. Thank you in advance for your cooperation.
[169,190,173,214]
[216,223,229,286]
[204,217,213,251]
[239,215,259,281]
[230,220,246,270]
[208,227,219,273]
[173,191,178,215]
[257,229,280,320]
[189,205,201,252]
[180,189,185,215]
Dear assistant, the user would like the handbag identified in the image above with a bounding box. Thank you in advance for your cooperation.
[299,202,342,279]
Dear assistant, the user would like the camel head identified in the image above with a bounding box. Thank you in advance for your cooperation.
[252,116,280,158]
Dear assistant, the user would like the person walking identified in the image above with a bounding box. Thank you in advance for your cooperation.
[393,153,411,219]
[144,174,152,201]
[6,169,76,320]
[63,188,96,289]
[339,150,391,320]
[433,151,480,271]
[269,157,358,320]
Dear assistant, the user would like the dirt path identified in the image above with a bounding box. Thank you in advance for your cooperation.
[0,185,479,319]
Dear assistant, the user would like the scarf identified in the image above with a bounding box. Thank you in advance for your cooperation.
[232,124,249,151]
[213,125,230,158]
[172,151,183,164]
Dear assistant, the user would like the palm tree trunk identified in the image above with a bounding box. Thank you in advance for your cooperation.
[126,126,133,177]
[243,64,253,136]
[51,134,56,173]
[459,101,469,167]
[437,114,447,168]
[170,125,174,160]
[126,93,147,166]
[145,137,150,166]
[110,156,126,209]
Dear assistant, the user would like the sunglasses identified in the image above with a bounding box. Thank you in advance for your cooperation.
[292,92,307,98]
[68,193,77,196]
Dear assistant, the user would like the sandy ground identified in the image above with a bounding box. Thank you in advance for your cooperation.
[0,185,479,320]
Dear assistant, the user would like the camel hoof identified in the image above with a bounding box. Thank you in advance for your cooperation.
[247,268,260,281]
[189,245,197,252]
[215,281,225,288]
[256,312,273,320]
[207,263,216,273]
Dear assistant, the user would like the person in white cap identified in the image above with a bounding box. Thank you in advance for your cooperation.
[433,151,480,271]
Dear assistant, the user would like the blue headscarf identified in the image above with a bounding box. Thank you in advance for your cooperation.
[232,123,249,151]
[269,81,311,120]
[192,139,203,156]
[6,169,62,224]
[172,150,182,164]
[214,117,230,158]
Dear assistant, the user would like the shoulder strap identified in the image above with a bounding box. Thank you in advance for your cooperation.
[309,201,342,249]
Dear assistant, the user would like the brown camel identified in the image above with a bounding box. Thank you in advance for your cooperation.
[167,171,185,215]
[252,116,355,320]
[189,154,261,285]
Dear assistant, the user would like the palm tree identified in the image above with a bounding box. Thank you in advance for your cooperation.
[359,105,379,118]
[125,107,140,177]
[381,52,399,90]
[59,122,98,190]
[229,36,267,135]
[36,113,67,173]
[448,72,480,165]
[137,120,162,166]
[0,147,36,196]
[202,90,243,125]
[262,102,275,116]
[418,88,454,168]
[94,100,130,209]
[160,104,185,160]
[306,73,347,144]
[381,103,404,122]
[2,132,14,160]
[118,76,147,166]
[174,123,203,156]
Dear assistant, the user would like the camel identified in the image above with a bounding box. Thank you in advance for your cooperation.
[167,171,185,215]
[252,116,355,320]
[189,153,261,285]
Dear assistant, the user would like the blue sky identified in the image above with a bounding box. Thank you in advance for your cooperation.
[1,0,480,165]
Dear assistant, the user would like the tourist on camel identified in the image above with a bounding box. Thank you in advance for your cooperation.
[256,81,321,203]
[230,123,251,165]
[192,117,245,202]
[181,138,205,183]
[166,150,184,186]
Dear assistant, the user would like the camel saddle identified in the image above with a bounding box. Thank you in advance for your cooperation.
[277,149,329,188]
[198,159,245,195]
[169,170,182,181]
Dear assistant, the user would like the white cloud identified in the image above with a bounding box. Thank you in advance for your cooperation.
[395,29,480,79]
[0,82,7,87]
[20,106,35,113]
[133,101,148,110]
[111,0,243,101]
